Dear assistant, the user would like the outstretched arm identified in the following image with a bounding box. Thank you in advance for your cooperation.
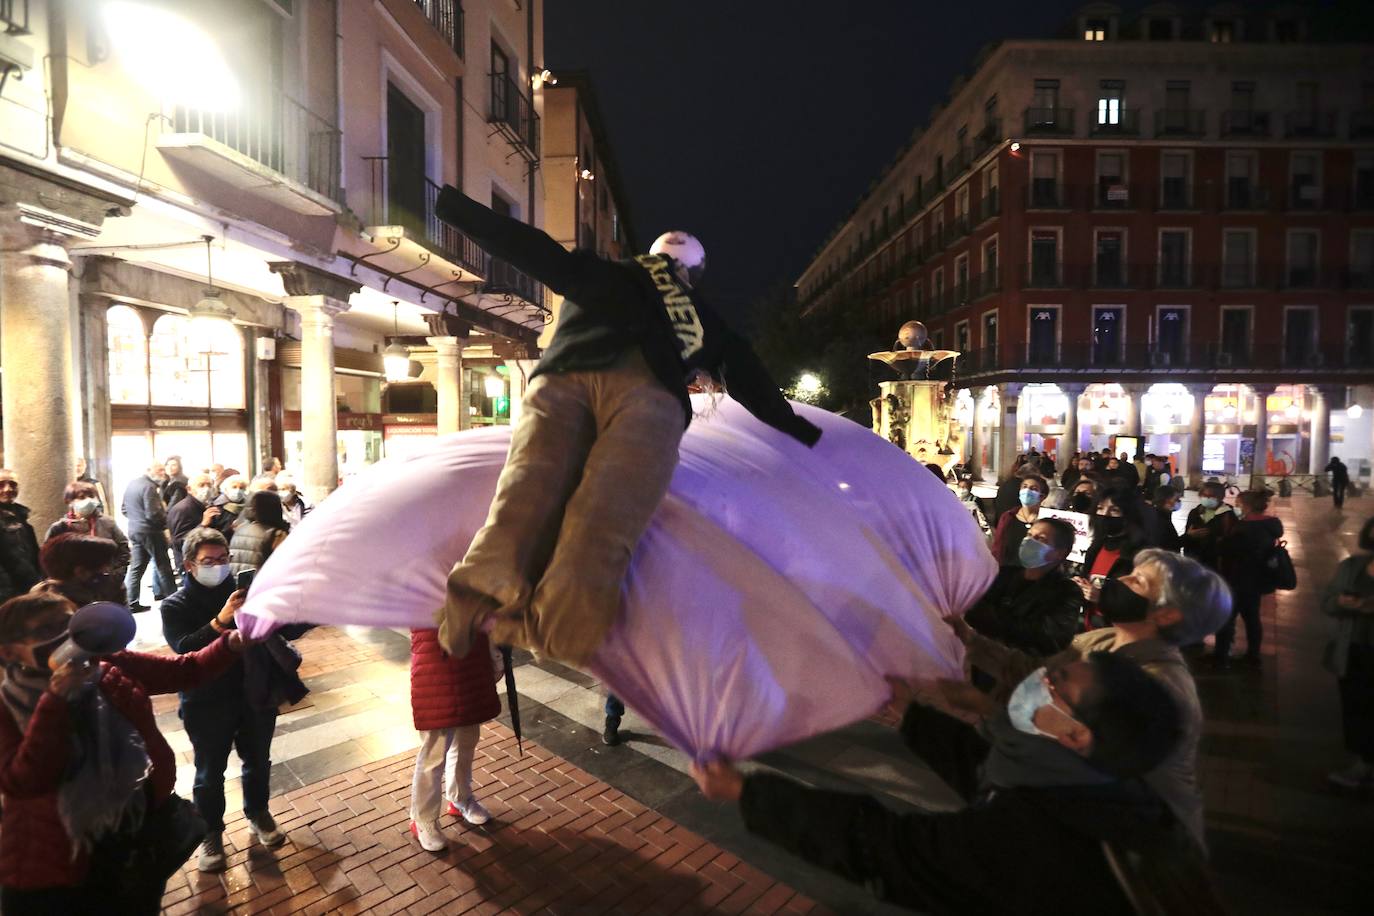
[436,187,605,297]
[719,331,821,446]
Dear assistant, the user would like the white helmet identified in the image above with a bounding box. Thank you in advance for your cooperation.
[649,231,706,287]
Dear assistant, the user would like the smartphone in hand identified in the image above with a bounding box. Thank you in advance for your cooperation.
[236,568,257,593]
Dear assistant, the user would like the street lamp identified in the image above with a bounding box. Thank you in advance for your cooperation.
[1349,404,1364,420]
[796,373,822,397]
[186,236,235,354]
[383,301,410,383]
[103,2,240,111]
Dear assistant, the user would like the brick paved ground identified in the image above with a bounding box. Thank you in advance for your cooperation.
[160,725,830,916]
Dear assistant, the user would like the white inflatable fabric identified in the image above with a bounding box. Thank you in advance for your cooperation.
[239,396,997,761]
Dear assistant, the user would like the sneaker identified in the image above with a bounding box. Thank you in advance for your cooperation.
[1327,760,1374,789]
[602,716,622,747]
[447,796,491,826]
[197,833,226,872]
[246,811,285,847]
[410,819,447,852]
[128,603,151,614]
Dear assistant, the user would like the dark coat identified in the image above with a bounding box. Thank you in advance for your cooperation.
[990,509,1032,566]
[44,514,131,579]
[0,639,237,889]
[1219,516,1285,595]
[409,628,501,731]
[0,502,41,602]
[161,474,188,510]
[964,565,1083,657]
[1150,506,1183,553]
[228,520,284,575]
[166,495,208,550]
[1180,506,1234,570]
[120,475,166,536]
[435,187,820,446]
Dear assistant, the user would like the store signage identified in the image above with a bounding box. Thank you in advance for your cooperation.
[153,418,210,429]
[1203,438,1226,473]
[1040,508,1092,565]
[1107,184,1129,201]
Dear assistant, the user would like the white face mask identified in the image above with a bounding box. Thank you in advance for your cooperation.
[192,564,231,588]
[1006,667,1078,738]
[71,497,100,518]
[194,487,214,503]
[224,487,245,503]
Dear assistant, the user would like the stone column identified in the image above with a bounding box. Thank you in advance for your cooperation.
[1185,383,1212,489]
[1249,384,1276,489]
[1122,382,1148,446]
[995,382,1023,479]
[1309,386,1335,476]
[269,263,359,505]
[967,387,985,480]
[0,214,92,532]
[1058,383,1087,472]
[426,336,465,434]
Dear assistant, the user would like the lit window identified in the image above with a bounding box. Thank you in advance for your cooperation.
[149,313,245,409]
[1097,80,1124,126]
[1083,18,1108,40]
[107,305,149,405]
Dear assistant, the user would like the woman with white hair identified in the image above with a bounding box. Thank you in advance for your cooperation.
[949,548,1232,850]
[273,474,310,529]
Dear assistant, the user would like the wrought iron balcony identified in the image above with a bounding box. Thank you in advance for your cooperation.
[978,187,1001,222]
[1024,107,1075,136]
[1089,108,1140,136]
[489,72,539,162]
[1,0,28,33]
[162,94,341,212]
[412,0,463,56]
[363,159,485,276]
[1221,110,1270,137]
[973,119,1002,155]
[1154,108,1205,137]
[486,256,547,310]
[1285,109,1337,138]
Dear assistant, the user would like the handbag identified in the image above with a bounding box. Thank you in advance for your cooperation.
[1263,540,1298,592]
[90,792,207,892]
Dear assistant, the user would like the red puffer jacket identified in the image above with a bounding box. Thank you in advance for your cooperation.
[0,636,238,890]
[409,629,500,731]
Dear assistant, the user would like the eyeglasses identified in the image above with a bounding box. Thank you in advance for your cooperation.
[196,555,230,567]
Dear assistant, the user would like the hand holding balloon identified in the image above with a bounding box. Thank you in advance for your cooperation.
[691,760,744,802]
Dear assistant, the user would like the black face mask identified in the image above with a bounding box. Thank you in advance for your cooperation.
[1098,578,1152,623]
[1098,515,1126,539]
[1070,494,1093,514]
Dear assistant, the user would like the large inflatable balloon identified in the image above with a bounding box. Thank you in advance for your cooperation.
[238,396,996,761]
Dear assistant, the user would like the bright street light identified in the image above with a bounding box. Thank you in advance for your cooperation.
[104,2,240,111]
[796,372,822,396]
[1349,404,1364,420]
[484,374,506,399]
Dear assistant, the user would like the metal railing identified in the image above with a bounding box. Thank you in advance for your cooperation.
[168,94,341,202]
[412,0,463,56]
[1154,108,1205,136]
[961,340,1374,377]
[486,256,545,309]
[363,157,485,276]
[1221,110,1270,137]
[1285,109,1337,137]
[1,0,28,33]
[978,187,1000,222]
[1089,108,1140,136]
[1024,107,1075,135]
[489,72,539,160]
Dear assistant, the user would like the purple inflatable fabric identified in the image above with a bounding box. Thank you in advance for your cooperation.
[238,396,996,761]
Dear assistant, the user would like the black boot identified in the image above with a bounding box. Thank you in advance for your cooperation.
[602,716,622,746]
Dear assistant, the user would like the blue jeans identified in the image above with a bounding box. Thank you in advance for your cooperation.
[605,694,624,721]
[125,530,176,604]
[182,700,278,833]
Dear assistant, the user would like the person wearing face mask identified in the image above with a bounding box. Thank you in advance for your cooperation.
[228,492,290,577]
[1060,456,1093,494]
[1068,479,1100,515]
[0,470,41,606]
[964,519,1082,657]
[0,590,249,913]
[1150,486,1183,553]
[120,461,175,612]
[690,652,1220,916]
[1212,490,1284,670]
[948,549,1230,850]
[1181,481,1235,571]
[954,477,990,535]
[990,475,1049,566]
[32,535,128,607]
[273,474,311,529]
[167,474,223,580]
[160,528,308,873]
[44,482,131,587]
[1076,488,1154,628]
[208,475,248,536]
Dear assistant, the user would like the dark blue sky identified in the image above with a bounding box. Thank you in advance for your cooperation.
[544,1,1089,310]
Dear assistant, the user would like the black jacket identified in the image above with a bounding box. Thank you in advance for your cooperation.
[167,495,207,549]
[121,475,166,535]
[1219,516,1284,594]
[964,565,1083,657]
[161,474,189,510]
[435,188,820,446]
[1150,506,1183,552]
[1180,506,1234,570]
[0,503,41,603]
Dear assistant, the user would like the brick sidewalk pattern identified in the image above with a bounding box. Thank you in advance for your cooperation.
[162,724,831,916]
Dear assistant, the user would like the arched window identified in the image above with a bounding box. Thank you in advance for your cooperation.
[149,314,245,409]
[107,305,149,404]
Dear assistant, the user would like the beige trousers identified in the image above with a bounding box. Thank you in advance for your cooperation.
[409,724,480,824]
[438,350,685,666]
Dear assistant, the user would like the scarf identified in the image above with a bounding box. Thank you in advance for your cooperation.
[2,662,151,856]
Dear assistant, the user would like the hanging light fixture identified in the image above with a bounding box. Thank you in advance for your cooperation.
[187,235,234,355]
[383,301,410,382]
[1349,404,1364,420]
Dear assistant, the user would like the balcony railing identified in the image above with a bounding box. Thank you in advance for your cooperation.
[1158,180,1194,210]
[973,119,1002,155]
[1028,180,1069,209]
[363,158,485,275]
[1285,109,1337,137]
[1024,107,1075,135]
[1154,108,1205,137]
[1093,181,1140,210]
[1,0,28,33]
[1221,110,1270,137]
[412,0,463,56]
[1090,109,1140,136]
[958,338,1374,377]
[168,94,341,202]
[488,72,539,161]
[978,187,1001,222]
[976,270,1001,298]
[486,256,546,309]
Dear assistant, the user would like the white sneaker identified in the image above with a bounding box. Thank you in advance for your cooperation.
[448,796,491,826]
[1327,759,1373,789]
[410,819,447,852]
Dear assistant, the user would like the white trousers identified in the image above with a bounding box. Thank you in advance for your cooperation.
[409,724,481,823]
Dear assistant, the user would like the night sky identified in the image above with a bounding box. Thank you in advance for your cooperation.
[544,1,1091,315]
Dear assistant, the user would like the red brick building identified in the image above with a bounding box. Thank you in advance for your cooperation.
[797,3,1374,488]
